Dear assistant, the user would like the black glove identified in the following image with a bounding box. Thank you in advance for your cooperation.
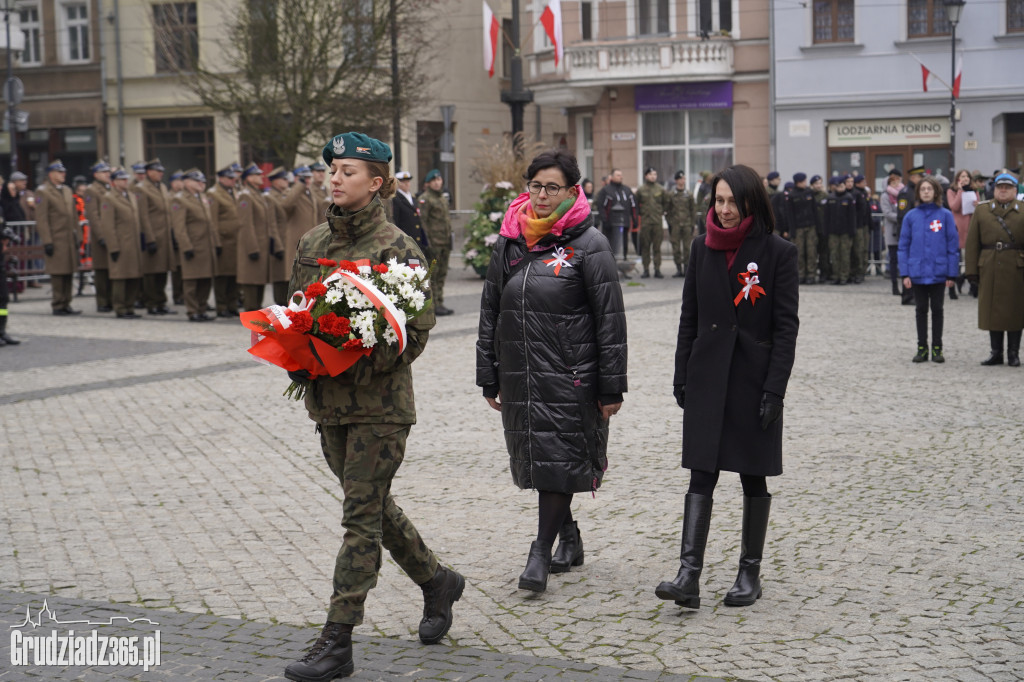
[273,250,284,260]
[110,251,120,262]
[146,241,158,254]
[216,246,223,257]
[249,252,259,261]
[673,385,685,410]
[759,392,784,431]
[184,249,195,260]
[287,369,312,384]
[44,243,54,256]
[98,238,106,248]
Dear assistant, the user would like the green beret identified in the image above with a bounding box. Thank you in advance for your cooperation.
[322,132,392,165]
[425,168,442,182]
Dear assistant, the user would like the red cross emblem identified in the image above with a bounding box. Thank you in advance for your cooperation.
[929,219,942,232]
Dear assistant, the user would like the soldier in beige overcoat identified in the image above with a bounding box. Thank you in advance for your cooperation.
[35,160,81,315]
[284,165,318,250]
[102,168,144,318]
[964,172,1024,367]
[171,169,221,321]
[134,159,176,314]
[208,165,241,317]
[82,161,113,312]
[310,161,331,218]
[266,166,293,305]
[235,164,283,311]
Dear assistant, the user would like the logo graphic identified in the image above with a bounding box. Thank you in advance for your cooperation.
[929,219,942,232]
[332,136,345,156]
[356,146,370,154]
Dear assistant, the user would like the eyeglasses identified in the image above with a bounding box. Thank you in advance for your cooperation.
[526,181,571,196]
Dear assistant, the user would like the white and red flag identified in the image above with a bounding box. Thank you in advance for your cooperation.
[540,0,563,66]
[920,55,962,98]
[483,1,499,78]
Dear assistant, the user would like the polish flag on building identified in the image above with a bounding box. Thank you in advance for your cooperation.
[921,55,963,98]
[483,1,499,78]
[540,0,563,66]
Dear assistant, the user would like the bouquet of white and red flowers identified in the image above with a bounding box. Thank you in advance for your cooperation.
[240,257,432,399]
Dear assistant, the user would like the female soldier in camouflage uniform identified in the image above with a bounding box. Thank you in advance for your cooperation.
[283,133,465,682]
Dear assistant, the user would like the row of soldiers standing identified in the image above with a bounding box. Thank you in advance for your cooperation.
[35,158,330,320]
[632,168,706,279]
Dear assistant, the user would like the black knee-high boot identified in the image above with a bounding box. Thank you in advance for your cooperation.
[654,493,713,609]
[1008,331,1021,367]
[981,330,1004,366]
[724,495,772,607]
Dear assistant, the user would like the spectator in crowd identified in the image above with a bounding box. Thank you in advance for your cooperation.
[0,223,21,345]
[880,171,904,295]
[946,169,976,300]
[597,168,638,260]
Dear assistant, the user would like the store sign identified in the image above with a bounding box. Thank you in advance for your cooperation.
[634,81,733,111]
[828,117,950,147]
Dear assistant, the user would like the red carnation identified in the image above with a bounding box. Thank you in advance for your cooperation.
[338,260,359,273]
[317,258,337,267]
[317,313,351,337]
[305,282,328,299]
[286,309,313,334]
[373,263,388,274]
[342,338,363,350]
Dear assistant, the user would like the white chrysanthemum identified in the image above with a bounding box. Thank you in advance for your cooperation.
[410,290,426,310]
[488,212,502,222]
[324,289,343,304]
[386,292,400,305]
[398,283,415,299]
[361,331,377,348]
[466,249,478,259]
[496,181,513,190]
[383,327,398,344]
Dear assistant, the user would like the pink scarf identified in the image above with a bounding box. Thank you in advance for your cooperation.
[886,183,904,202]
[500,187,593,250]
[705,209,755,270]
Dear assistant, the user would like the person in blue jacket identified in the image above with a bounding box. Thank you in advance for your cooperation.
[898,177,960,363]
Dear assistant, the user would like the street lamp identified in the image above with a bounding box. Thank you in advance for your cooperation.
[944,0,966,176]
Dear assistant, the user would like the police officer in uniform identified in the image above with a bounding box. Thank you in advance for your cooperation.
[282,132,464,682]
[846,175,869,283]
[171,168,220,321]
[418,168,454,315]
[895,166,925,303]
[826,176,857,285]
[102,168,144,319]
[266,166,292,305]
[666,170,695,278]
[392,170,429,251]
[786,173,820,284]
[134,158,177,314]
[235,164,281,311]
[35,160,82,315]
[208,164,241,317]
[82,161,114,311]
[635,166,668,278]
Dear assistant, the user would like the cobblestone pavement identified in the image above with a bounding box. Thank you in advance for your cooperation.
[1,257,1022,681]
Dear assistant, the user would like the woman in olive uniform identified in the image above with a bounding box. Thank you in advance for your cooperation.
[282,133,464,682]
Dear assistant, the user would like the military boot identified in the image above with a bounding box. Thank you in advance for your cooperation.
[981,331,1004,366]
[641,268,650,279]
[654,268,664,279]
[549,520,583,573]
[673,265,684,278]
[518,541,552,592]
[418,565,465,644]
[1007,331,1021,367]
[655,493,713,609]
[724,495,772,607]
[284,622,354,682]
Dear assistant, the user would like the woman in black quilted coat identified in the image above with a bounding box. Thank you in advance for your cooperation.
[476,150,627,593]
[655,164,799,610]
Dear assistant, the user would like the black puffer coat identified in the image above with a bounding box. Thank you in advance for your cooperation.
[477,216,627,494]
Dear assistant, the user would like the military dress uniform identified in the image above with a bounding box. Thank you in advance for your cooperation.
[283,132,464,682]
[35,161,81,313]
[171,170,220,320]
[134,169,175,313]
[785,185,820,283]
[266,167,292,305]
[814,184,831,282]
[235,165,282,311]
[665,183,695,277]
[826,183,857,284]
[635,177,668,277]
[208,170,241,316]
[281,169,319,262]
[102,173,144,317]
[82,163,113,311]
[849,182,870,282]
[418,174,452,312]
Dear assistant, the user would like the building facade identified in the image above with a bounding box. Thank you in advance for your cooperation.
[2,0,104,183]
[773,0,1024,192]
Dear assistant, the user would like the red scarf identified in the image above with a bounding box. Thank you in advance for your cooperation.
[705,211,755,270]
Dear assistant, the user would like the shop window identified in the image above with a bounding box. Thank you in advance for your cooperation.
[698,0,732,36]
[342,0,376,67]
[17,3,42,67]
[577,115,594,183]
[1009,0,1024,32]
[143,117,214,179]
[153,2,198,73]
[641,110,734,184]
[813,0,854,44]
[908,0,950,38]
[638,0,669,36]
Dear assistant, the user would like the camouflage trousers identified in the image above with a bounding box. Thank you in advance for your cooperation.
[668,222,693,270]
[829,234,852,283]
[425,245,450,305]
[320,423,438,625]
[851,226,869,277]
[794,227,817,281]
[638,222,663,270]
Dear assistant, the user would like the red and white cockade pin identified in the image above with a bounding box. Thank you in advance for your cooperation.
[734,262,766,307]
[929,219,942,232]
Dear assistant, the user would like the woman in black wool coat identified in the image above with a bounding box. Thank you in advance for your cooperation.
[655,164,799,609]
[477,150,627,593]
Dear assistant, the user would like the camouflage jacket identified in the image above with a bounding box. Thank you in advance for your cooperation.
[287,196,436,426]
[635,180,667,228]
[666,187,695,229]
[417,188,451,246]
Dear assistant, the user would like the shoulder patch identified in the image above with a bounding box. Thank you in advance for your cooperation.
[297,256,320,266]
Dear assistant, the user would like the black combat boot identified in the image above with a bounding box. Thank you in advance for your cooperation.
[654,268,664,279]
[0,316,18,345]
[549,520,583,573]
[724,495,772,607]
[655,493,713,609]
[641,268,650,279]
[518,541,552,592]
[673,265,684,278]
[284,622,354,682]
[981,331,1004,366]
[1007,331,1021,367]
[418,565,465,644]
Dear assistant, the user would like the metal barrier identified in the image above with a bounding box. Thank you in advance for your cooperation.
[4,221,49,302]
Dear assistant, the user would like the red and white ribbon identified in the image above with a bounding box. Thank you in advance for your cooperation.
[323,264,408,354]
[543,246,574,276]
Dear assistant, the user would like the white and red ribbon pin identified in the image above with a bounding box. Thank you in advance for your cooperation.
[544,246,574,276]
[734,262,766,307]
[929,219,942,232]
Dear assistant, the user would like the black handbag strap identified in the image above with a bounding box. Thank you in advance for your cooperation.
[992,212,1016,244]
